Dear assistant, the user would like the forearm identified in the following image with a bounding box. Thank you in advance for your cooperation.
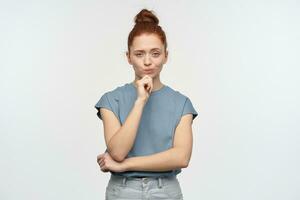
[108,98,146,161]
[122,147,188,172]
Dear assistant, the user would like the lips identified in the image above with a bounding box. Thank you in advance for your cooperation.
[144,69,154,73]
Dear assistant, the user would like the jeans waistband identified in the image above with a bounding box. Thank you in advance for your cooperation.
[109,174,177,189]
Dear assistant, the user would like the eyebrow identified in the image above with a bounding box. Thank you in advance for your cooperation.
[133,48,161,53]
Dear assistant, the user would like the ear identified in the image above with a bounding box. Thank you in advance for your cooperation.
[163,50,168,64]
[126,51,132,65]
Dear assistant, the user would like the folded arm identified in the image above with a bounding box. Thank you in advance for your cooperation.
[100,99,146,162]
[122,114,194,171]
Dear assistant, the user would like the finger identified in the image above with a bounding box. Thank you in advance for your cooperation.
[142,76,151,84]
[101,168,109,173]
[143,83,149,91]
[97,156,103,164]
[149,83,153,93]
[100,165,108,172]
[101,167,106,172]
[97,153,104,160]
[99,160,105,167]
[97,157,104,166]
[146,83,150,91]
[137,76,151,88]
[98,157,104,164]
[147,80,152,91]
[143,75,150,79]
[145,78,152,89]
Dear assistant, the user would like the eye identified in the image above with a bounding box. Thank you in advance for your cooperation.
[152,52,161,57]
[135,53,143,57]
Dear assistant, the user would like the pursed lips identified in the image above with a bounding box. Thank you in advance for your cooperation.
[144,69,154,73]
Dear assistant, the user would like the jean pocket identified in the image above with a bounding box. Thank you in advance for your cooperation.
[105,185,120,199]
[149,188,183,199]
[106,184,142,199]
[166,187,183,199]
[149,182,183,199]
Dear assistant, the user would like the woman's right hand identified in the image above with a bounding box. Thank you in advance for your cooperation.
[135,75,153,102]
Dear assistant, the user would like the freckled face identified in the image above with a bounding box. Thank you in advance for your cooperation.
[126,33,168,79]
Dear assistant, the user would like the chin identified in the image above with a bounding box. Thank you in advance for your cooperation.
[137,72,158,79]
[146,73,157,78]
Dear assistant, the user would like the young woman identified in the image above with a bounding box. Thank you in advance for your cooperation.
[95,9,198,200]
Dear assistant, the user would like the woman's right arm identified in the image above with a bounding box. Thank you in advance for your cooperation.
[100,75,153,162]
[100,98,146,162]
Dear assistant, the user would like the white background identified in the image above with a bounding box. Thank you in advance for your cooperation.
[1,0,299,199]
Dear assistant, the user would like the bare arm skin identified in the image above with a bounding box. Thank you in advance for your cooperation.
[100,98,146,162]
[100,75,153,162]
[121,114,194,171]
[97,114,194,172]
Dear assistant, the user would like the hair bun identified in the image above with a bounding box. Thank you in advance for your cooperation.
[134,9,159,25]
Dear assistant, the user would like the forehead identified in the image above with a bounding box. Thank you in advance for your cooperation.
[131,34,164,51]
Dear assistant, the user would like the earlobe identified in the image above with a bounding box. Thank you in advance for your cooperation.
[164,51,168,64]
[126,51,132,64]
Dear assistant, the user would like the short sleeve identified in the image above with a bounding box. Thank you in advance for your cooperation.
[94,92,119,121]
[181,97,198,120]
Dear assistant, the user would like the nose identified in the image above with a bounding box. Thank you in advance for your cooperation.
[143,54,152,66]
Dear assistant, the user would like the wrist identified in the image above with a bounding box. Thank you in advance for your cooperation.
[135,98,147,105]
[121,158,131,172]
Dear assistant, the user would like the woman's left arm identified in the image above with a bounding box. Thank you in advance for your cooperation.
[97,114,194,172]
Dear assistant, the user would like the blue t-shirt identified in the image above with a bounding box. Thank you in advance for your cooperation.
[95,82,198,177]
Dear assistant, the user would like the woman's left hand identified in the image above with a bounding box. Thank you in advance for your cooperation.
[97,152,126,173]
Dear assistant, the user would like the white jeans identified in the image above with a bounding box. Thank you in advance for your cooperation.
[105,174,183,200]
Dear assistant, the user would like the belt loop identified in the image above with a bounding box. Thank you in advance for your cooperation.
[122,177,127,187]
[158,177,162,188]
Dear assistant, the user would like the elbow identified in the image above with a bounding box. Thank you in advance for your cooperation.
[175,148,191,168]
[180,159,190,168]
[178,151,191,168]
[107,144,127,162]
[108,150,126,162]
[113,155,126,162]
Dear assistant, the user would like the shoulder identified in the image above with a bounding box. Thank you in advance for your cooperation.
[95,83,130,109]
[166,85,189,102]
[94,83,131,119]
[101,83,131,99]
[166,86,198,122]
